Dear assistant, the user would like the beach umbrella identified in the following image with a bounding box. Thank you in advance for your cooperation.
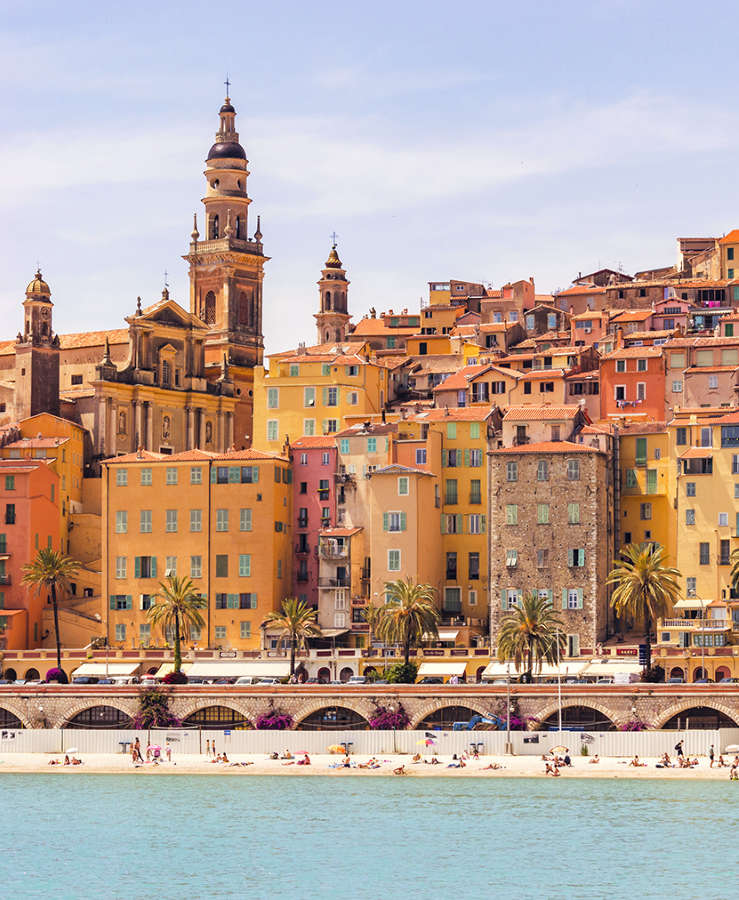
[550,745,568,754]
[327,744,345,753]
[725,744,739,752]
[65,747,78,754]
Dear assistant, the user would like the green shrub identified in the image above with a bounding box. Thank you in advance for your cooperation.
[384,662,418,684]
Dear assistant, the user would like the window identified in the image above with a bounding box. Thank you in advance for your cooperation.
[165,556,177,576]
[506,549,518,567]
[720,539,730,566]
[190,466,202,485]
[385,511,406,532]
[214,626,226,641]
[646,469,657,493]
[537,549,549,568]
[568,548,585,567]
[636,382,646,402]
[165,509,177,532]
[730,248,735,261]
[505,504,518,525]
[141,467,152,486]
[672,380,683,393]
[115,469,127,487]
[366,437,377,453]
[190,556,202,578]
[216,509,229,531]
[322,452,330,466]
[267,420,278,441]
[415,448,427,465]
[445,479,458,505]
[686,577,696,597]
[321,364,331,376]
[614,385,626,401]
[240,508,252,531]
[239,554,251,577]
[303,419,316,436]
[468,589,477,606]
[240,621,252,640]
[115,556,126,579]
[637,358,647,372]
[140,510,152,533]
[469,448,483,467]
[537,460,549,481]
[398,477,409,496]
[267,387,279,409]
[166,467,178,485]
[699,542,710,565]
[468,552,480,580]
[700,427,712,448]
[443,587,462,614]
[469,479,481,504]
[708,375,719,390]
[564,588,583,610]
[190,509,202,532]
[567,502,580,524]
[470,422,480,440]
[537,503,550,524]
[685,509,695,525]
[446,423,457,440]
[719,512,729,527]
[676,427,687,446]
[686,482,696,497]
[304,387,315,408]
[216,555,229,577]
[468,514,485,534]
[639,503,652,520]
[115,510,127,533]
[616,359,626,373]
[635,437,647,467]
[289,364,300,377]
[388,550,401,572]
[323,420,338,434]
[114,624,126,642]
[506,461,518,482]
[135,556,157,579]
[567,459,580,481]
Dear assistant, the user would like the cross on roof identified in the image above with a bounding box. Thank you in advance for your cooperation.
[224,74,231,96]
[164,269,169,288]
[330,231,339,247]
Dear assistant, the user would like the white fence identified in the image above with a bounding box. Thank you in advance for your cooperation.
[3,727,739,757]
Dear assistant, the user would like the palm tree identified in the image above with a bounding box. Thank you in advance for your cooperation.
[22,548,79,674]
[362,602,384,649]
[496,591,565,683]
[607,542,681,668]
[376,578,439,667]
[147,575,207,673]
[729,548,739,594]
[262,597,322,677]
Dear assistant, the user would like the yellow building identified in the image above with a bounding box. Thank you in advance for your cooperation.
[618,422,674,563]
[253,348,391,452]
[102,447,292,651]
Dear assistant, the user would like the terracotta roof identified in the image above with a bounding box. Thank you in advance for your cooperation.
[491,440,600,454]
[351,318,418,336]
[479,322,511,332]
[413,407,494,422]
[519,368,566,381]
[103,448,285,464]
[0,327,130,357]
[373,355,409,369]
[2,437,68,448]
[372,464,432,476]
[617,421,666,435]
[719,229,739,245]
[580,422,613,434]
[431,364,490,392]
[335,423,397,437]
[699,410,739,425]
[0,459,53,471]
[503,405,580,421]
[556,285,606,296]
[680,446,713,459]
[291,436,338,449]
[564,370,599,381]
[319,527,363,537]
[684,365,739,374]
[666,336,739,348]
[212,449,287,461]
[623,330,678,341]
[572,311,607,321]
[611,310,653,322]
[603,346,664,359]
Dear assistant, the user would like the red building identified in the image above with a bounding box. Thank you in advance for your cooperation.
[599,344,666,422]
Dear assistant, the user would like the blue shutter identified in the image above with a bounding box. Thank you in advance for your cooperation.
[109,595,117,610]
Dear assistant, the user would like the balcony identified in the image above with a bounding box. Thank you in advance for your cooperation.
[297,517,308,529]
[318,577,350,588]
[296,572,309,583]
[0,574,10,585]
[320,541,348,560]
[317,490,330,502]
[295,543,310,555]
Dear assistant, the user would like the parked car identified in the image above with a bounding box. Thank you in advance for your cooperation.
[256,677,280,685]
[235,676,258,685]
[719,677,739,684]
[417,676,444,685]
[72,676,99,684]
[668,676,684,683]
[346,675,368,685]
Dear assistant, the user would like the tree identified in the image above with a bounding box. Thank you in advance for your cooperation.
[22,547,79,676]
[607,542,681,668]
[362,602,384,648]
[147,575,207,674]
[729,547,739,593]
[496,591,565,683]
[376,578,439,669]
[262,597,321,676]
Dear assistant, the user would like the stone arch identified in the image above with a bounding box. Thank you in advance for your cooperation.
[24,668,40,681]
[173,698,254,723]
[0,700,33,728]
[655,699,739,729]
[54,698,137,729]
[293,697,375,728]
[534,698,623,729]
[409,698,493,730]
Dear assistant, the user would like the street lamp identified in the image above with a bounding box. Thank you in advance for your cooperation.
[505,662,513,755]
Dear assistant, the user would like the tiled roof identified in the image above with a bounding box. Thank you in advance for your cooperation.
[665,336,739,348]
[680,446,713,459]
[103,448,285,464]
[373,464,432,476]
[319,527,363,537]
[2,437,68,448]
[503,405,580,421]
[291,436,337,449]
[373,355,410,369]
[719,229,739,244]
[491,440,600,454]
[414,407,495,422]
[623,329,678,340]
[617,421,666,435]
[602,346,663,359]
[335,423,397,437]
[0,327,129,357]
[432,364,490,391]
[611,310,653,322]
[556,284,606,296]
[684,365,739,374]
[351,318,418,336]
[519,368,566,380]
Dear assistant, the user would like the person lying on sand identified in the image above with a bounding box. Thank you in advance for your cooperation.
[280,750,293,760]
[282,760,295,766]
[269,752,279,760]
[483,762,502,770]
[411,753,422,763]
[718,754,727,767]
[296,754,311,766]
[629,755,647,767]
[393,765,407,775]
[589,755,600,764]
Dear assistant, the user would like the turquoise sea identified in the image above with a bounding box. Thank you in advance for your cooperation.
[0,775,733,899]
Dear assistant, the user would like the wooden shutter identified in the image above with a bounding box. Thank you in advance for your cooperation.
[464,448,470,467]
[134,557,141,578]
[383,512,389,532]
[400,512,407,531]
[151,557,157,578]
[577,589,583,609]
[501,589,508,611]
[561,588,568,610]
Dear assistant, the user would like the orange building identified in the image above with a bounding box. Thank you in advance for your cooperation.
[599,345,666,422]
[0,458,60,650]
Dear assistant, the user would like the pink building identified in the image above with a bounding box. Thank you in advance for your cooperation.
[291,437,337,611]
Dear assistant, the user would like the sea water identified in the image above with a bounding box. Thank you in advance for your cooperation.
[0,774,733,899]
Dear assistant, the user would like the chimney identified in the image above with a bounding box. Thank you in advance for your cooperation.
[616,326,624,349]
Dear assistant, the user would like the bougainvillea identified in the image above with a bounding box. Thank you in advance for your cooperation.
[162,670,188,685]
[255,710,293,730]
[618,718,652,732]
[369,704,410,730]
[133,686,181,729]
[45,667,68,684]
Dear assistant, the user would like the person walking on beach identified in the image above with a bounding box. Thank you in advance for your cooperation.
[708,744,715,768]
[133,737,143,763]
[205,739,211,757]
[675,740,684,761]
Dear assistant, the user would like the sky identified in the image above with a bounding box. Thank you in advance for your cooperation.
[2,0,739,354]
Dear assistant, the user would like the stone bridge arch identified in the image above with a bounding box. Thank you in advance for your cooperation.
[654,699,739,729]
[0,699,34,728]
[293,697,377,729]
[409,698,494,730]
[52,698,138,729]
[174,698,259,725]
[533,698,624,729]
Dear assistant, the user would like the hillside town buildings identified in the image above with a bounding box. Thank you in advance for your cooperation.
[7,94,739,685]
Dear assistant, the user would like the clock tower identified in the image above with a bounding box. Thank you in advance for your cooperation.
[14,269,60,421]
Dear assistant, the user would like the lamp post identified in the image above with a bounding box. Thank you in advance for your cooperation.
[505,661,513,755]
[557,630,563,735]
[696,596,706,682]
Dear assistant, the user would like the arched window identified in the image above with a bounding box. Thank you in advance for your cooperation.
[211,214,219,239]
[65,705,133,729]
[325,291,331,310]
[204,292,216,325]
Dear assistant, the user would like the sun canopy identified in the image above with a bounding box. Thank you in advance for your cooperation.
[580,661,642,676]
[186,661,291,678]
[481,661,588,679]
[417,662,467,677]
[674,598,707,609]
[72,662,140,676]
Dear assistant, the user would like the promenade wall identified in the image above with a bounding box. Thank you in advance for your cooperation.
[2,728,738,757]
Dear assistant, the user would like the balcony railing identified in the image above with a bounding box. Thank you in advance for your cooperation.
[662,618,698,629]
[0,574,10,585]
[320,542,348,559]
[295,543,310,555]
[318,577,350,588]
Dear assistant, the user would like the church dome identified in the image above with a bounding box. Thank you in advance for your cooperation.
[207,141,246,161]
[325,245,342,269]
[26,269,51,297]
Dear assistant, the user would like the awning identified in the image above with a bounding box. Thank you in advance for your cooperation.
[186,661,291,678]
[152,662,191,678]
[72,662,141,676]
[581,661,642,676]
[482,661,588,679]
[674,598,707,609]
[319,628,349,638]
[437,629,459,642]
[417,661,467,677]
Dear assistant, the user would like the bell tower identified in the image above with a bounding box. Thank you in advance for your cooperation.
[184,92,267,369]
[315,241,351,344]
[14,269,60,421]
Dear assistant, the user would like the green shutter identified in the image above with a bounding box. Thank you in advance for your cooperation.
[210,467,217,483]
[134,557,141,578]
[322,387,329,405]
[383,512,389,532]
[481,515,486,533]
[442,449,448,467]
[151,557,157,579]
[501,589,508,611]
[646,469,657,493]
[229,466,240,483]
[547,589,553,606]
[126,595,133,610]
[567,548,574,567]
[577,589,583,609]
[635,437,647,466]
[400,512,407,531]
[561,588,568,610]
[579,549,585,567]
[456,514,462,533]
[252,466,259,483]
[109,595,117,610]
[440,514,447,535]
[464,448,470,467]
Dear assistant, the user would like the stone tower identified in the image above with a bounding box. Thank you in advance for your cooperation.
[14,269,60,421]
[315,242,351,344]
[184,93,268,448]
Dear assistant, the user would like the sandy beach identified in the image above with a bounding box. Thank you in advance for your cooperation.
[1,751,737,779]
